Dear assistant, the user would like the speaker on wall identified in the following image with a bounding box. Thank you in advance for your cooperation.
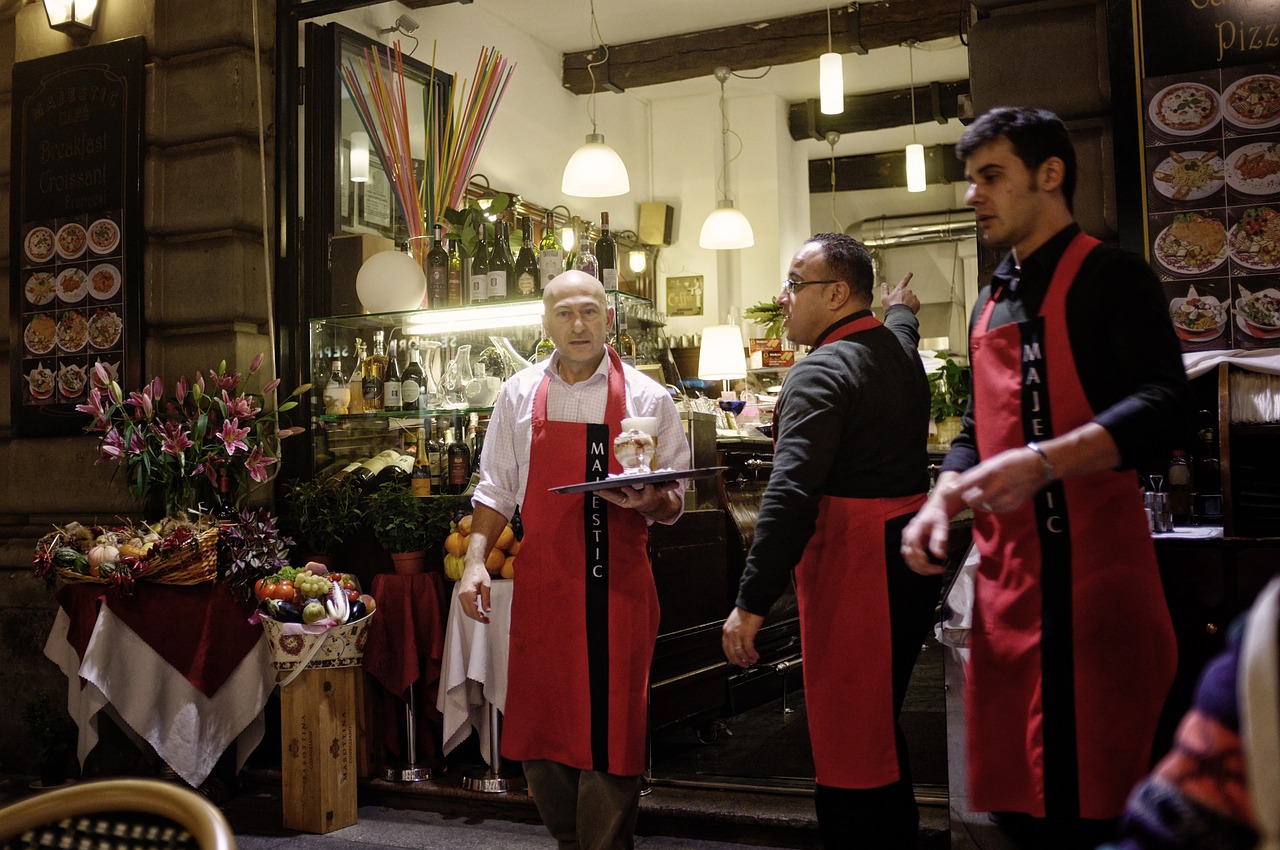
[639,201,674,247]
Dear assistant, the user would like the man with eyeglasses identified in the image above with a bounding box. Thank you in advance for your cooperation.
[721,232,941,847]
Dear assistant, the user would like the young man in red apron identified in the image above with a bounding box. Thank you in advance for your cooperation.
[458,270,689,850]
[902,108,1191,849]
[722,234,941,848]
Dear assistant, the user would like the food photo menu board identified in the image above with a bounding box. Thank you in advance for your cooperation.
[1145,64,1280,353]
[9,38,145,437]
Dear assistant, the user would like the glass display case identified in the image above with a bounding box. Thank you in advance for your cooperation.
[307,291,667,478]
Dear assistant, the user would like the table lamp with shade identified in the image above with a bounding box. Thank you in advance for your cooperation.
[697,324,747,397]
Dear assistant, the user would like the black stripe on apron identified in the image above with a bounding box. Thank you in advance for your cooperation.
[583,422,611,770]
[1019,318,1080,818]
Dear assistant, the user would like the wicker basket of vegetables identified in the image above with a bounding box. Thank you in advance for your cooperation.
[34,516,220,590]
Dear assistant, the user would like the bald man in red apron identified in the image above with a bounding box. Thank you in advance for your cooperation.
[459,271,689,850]
[903,108,1191,849]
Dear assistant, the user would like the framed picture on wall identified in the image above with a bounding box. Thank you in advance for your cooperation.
[666,275,704,317]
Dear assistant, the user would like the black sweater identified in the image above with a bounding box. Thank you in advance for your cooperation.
[736,306,930,616]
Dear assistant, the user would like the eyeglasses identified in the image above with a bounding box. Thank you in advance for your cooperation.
[781,278,839,294]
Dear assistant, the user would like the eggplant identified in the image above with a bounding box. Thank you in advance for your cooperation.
[260,598,304,623]
[347,599,368,623]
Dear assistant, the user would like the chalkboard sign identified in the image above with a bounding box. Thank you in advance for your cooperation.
[1139,0,1280,78]
[9,37,145,438]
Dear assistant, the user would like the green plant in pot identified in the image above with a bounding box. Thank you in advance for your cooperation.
[22,693,76,787]
[367,482,431,574]
[744,297,785,339]
[441,192,511,259]
[927,353,971,445]
[282,476,365,564]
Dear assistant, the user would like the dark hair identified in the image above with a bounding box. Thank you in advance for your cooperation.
[956,107,1077,211]
[804,233,873,303]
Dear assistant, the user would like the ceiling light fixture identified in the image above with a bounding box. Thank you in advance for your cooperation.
[43,0,99,40]
[562,1,629,197]
[906,41,926,193]
[699,67,754,251]
[819,5,843,115]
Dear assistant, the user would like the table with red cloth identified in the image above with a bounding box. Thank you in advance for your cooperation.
[43,582,275,788]
[360,572,448,763]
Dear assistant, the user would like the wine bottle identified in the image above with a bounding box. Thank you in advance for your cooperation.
[515,216,540,299]
[469,229,489,304]
[539,210,565,284]
[595,211,618,290]
[487,220,513,302]
[469,412,486,468]
[428,419,443,484]
[401,339,423,412]
[445,415,472,495]
[411,428,433,497]
[572,228,598,278]
[446,239,464,307]
[610,311,637,367]
[377,450,414,487]
[426,224,449,309]
[215,470,238,524]
[323,359,349,415]
[362,331,387,412]
[383,338,403,412]
[349,452,396,491]
[534,330,555,363]
[348,339,366,414]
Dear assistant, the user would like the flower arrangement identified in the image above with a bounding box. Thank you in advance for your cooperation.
[76,354,310,517]
[218,507,294,600]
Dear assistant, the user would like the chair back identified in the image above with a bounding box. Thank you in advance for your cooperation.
[0,778,235,850]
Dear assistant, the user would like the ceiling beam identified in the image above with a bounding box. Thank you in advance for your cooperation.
[561,0,963,95]
[790,79,969,140]
[808,144,967,193]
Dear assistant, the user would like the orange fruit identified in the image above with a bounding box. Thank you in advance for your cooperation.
[485,547,505,573]
[500,556,515,580]
[496,524,515,550]
[444,532,467,557]
[457,514,473,534]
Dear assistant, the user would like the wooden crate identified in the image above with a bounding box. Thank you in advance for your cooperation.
[280,667,360,834]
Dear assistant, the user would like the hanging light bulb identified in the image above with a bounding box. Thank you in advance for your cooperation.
[699,67,754,250]
[819,6,844,115]
[562,7,629,198]
[350,132,369,183]
[629,248,647,274]
[906,41,926,193]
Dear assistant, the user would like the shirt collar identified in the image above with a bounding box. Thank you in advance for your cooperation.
[813,309,874,348]
[994,223,1080,293]
[547,349,609,386]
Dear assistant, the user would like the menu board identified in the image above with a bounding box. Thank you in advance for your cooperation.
[9,38,145,437]
[1143,64,1280,353]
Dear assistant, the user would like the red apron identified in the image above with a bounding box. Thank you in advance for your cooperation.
[787,315,928,789]
[966,232,1177,819]
[501,347,657,777]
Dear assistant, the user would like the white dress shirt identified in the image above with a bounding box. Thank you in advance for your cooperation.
[471,350,690,523]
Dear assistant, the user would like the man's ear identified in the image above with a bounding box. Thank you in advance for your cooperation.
[1038,156,1066,194]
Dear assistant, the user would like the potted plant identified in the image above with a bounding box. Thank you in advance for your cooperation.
[281,476,365,566]
[22,693,76,788]
[217,506,294,600]
[367,482,431,574]
[927,353,971,446]
[744,297,785,339]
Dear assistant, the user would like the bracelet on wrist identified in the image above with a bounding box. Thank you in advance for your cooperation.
[1025,441,1056,483]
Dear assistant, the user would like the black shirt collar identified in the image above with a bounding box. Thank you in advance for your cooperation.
[994,224,1081,295]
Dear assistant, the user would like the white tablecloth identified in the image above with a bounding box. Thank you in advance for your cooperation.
[436,580,513,765]
[44,606,276,788]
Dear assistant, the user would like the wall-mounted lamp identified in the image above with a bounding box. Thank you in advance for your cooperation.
[43,0,100,40]
[469,173,497,214]
[819,5,843,115]
[350,132,370,183]
[905,41,926,193]
[562,216,580,255]
[628,249,647,274]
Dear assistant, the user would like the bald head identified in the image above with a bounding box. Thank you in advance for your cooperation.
[542,269,607,312]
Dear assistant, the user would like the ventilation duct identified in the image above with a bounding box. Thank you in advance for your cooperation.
[858,210,976,249]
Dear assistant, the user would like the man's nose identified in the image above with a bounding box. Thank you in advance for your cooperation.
[965,184,979,206]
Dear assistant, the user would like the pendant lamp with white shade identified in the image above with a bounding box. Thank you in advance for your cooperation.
[562,6,629,198]
[699,68,754,250]
[906,41,926,193]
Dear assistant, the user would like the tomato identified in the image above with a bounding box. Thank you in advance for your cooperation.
[345,587,360,603]
[254,578,296,601]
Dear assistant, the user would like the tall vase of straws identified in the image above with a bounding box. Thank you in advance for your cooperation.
[341,40,515,256]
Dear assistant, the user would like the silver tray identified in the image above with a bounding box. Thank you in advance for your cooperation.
[549,466,727,495]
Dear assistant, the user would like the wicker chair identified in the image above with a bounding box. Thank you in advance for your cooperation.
[0,778,236,850]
